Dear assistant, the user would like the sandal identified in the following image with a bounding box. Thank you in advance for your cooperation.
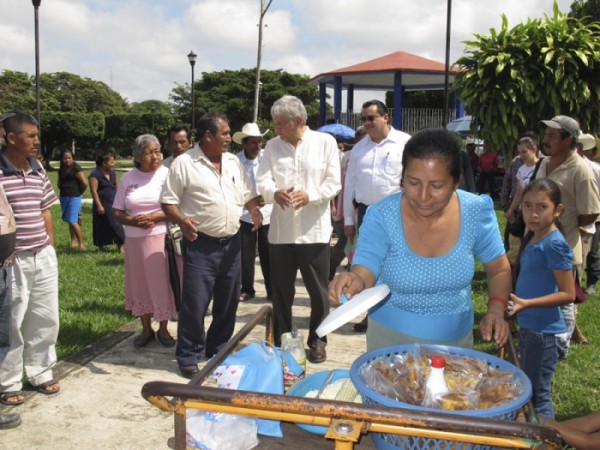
[157,332,176,347]
[0,391,25,405]
[33,380,60,396]
[133,331,155,348]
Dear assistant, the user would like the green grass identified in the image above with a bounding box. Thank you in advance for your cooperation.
[52,203,130,361]
[47,197,599,421]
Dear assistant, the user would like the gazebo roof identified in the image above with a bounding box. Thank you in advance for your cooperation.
[310,50,459,91]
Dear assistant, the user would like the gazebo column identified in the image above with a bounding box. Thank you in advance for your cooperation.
[334,76,342,124]
[454,94,465,119]
[393,71,404,130]
[346,84,355,126]
[319,82,327,126]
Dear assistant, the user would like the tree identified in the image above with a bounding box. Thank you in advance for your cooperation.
[570,0,600,24]
[170,68,320,136]
[0,70,36,112]
[452,2,600,162]
[42,112,104,160]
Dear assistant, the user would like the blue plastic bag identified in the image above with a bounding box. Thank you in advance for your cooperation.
[212,340,303,437]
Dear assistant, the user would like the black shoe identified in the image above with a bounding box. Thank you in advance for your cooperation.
[239,292,255,302]
[0,412,21,429]
[353,316,368,332]
[133,331,155,348]
[308,341,327,363]
[179,364,200,379]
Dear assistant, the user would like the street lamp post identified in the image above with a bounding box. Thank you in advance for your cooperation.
[187,51,197,139]
[32,0,42,139]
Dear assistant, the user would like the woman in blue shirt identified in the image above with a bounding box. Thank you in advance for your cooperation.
[328,128,512,350]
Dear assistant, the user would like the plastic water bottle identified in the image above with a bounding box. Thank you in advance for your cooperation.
[424,354,449,407]
[281,327,306,390]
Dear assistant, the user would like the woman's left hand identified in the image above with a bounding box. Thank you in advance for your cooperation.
[479,311,509,347]
[133,214,156,229]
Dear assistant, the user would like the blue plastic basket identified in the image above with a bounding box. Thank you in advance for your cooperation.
[350,344,532,450]
[286,369,351,435]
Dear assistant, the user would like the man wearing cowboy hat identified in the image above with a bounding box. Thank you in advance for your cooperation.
[234,123,272,302]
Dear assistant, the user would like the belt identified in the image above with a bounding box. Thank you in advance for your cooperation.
[198,232,236,245]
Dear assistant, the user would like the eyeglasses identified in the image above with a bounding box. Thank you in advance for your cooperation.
[360,115,380,123]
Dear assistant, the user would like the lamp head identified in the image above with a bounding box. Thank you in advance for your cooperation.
[187,51,197,67]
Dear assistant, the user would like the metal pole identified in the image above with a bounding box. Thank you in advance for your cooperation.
[32,0,42,140]
[187,51,197,140]
[443,0,452,126]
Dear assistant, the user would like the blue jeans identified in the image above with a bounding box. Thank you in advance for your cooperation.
[0,266,12,366]
[519,328,559,419]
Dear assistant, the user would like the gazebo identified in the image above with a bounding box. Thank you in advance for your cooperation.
[310,50,464,130]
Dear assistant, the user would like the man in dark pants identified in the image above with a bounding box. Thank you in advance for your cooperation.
[256,95,340,363]
[233,123,272,301]
[160,112,262,378]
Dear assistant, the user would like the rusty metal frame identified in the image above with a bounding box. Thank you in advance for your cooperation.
[142,305,562,449]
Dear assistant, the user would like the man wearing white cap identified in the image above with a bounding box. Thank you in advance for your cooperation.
[576,133,600,295]
[538,116,600,348]
[233,123,272,301]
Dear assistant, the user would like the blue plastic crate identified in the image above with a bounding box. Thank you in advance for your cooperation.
[350,344,532,450]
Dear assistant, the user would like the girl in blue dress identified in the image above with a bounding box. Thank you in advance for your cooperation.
[509,178,575,419]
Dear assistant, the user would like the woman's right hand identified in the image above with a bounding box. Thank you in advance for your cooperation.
[327,271,366,306]
[97,205,105,215]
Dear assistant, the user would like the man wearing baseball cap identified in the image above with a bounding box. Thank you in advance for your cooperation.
[538,115,600,348]
[233,123,272,302]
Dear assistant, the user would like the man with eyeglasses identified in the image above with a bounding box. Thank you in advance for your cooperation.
[342,100,411,331]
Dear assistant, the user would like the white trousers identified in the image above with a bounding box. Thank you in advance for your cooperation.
[0,245,59,392]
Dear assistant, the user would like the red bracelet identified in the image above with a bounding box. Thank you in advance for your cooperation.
[489,296,509,309]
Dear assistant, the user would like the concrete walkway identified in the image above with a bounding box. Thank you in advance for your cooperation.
[1,260,369,449]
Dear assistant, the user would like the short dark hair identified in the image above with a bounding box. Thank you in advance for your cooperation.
[521,131,540,149]
[401,128,462,184]
[3,111,37,135]
[96,153,115,167]
[167,123,191,142]
[197,112,229,139]
[361,100,388,116]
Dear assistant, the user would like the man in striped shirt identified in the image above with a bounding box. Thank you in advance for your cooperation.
[0,112,60,406]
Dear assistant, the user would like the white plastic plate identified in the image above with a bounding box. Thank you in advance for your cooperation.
[316,284,390,337]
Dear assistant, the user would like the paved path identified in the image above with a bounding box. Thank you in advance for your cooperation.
[1,259,369,449]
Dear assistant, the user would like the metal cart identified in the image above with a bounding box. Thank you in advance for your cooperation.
[142,305,563,449]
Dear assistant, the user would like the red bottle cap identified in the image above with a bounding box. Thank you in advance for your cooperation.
[431,355,446,369]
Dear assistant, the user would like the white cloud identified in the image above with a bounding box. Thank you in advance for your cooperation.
[1,0,575,103]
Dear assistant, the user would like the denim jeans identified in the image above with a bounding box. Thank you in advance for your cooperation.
[519,328,559,419]
[0,266,12,365]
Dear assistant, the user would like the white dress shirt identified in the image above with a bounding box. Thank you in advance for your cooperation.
[256,128,341,244]
[160,145,256,238]
[238,150,272,225]
[343,127,411,226]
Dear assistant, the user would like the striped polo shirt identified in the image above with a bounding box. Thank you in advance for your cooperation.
[0,152,58,253]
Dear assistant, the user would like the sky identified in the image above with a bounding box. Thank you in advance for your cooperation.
[1,0,574,105]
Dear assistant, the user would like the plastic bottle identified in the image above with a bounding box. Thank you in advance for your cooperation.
[424,354,449,407]
[281,328,306,390]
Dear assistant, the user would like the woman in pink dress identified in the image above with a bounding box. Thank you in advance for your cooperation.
[113,134,176,348]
